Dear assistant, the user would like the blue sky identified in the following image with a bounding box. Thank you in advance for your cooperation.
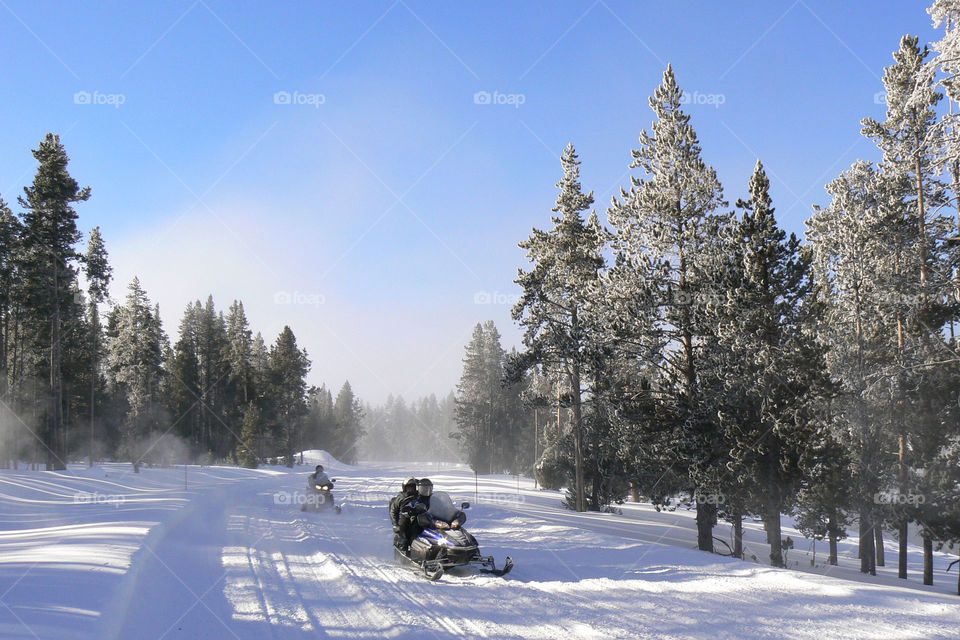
[0,0,941,403]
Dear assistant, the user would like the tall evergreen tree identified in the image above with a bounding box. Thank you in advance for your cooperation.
[513,143,606,511]
[84,227,111,466]
[17,134,90,469]
[267,326,310,467]
[331,381,364,464]
[863,33,952,581]
[606,65,727,549]
[711,160,825,567]
[108,278,166,472]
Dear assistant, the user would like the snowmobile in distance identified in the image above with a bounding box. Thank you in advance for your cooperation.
[301,480,342,514]
[395,491,513,581]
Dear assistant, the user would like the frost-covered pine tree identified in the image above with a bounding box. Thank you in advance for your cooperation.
[606,64,727,550]
[454,321,510,473]
[863,33,953,581]
[807,161,901,575]
[710,160,824,567]
[108,278,167,472]
[513,143,607,512]
[84,227,111,467]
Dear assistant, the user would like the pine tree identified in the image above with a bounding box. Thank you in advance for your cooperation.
[711,160,824,567]
[863,33,953,581]
[332,381,364,464]
[237,403,260,469]
[84,227,111,466]
[606,64,727,548]
[0,197,22,466]
[17,134,91,469]
[807,160,900,575]
[454,323,497,473]
[224,301,254,406]
[267,326,310,467]
[513,143,606,511]
[108,278,166,472]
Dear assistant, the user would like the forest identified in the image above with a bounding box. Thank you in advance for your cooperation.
[448,11,960,587]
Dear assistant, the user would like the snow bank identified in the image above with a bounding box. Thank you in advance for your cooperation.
[296,449,353,471]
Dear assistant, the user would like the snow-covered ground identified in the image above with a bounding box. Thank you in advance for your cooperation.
[1,452,958,639]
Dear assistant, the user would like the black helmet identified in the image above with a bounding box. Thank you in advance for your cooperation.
[402,477,417,490]
[315,465,324,473]
[417,478,433,497]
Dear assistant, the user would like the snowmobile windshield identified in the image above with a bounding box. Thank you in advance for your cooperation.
[427,491,459,523]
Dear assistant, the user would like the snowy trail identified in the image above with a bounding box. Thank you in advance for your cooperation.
[3,457,960,639]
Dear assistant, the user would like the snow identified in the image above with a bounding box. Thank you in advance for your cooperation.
[0,456,957,639]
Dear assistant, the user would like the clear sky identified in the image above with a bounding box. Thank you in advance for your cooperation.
[0,0,940,404]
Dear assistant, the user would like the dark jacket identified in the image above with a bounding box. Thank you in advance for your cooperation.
[389,491,418,526]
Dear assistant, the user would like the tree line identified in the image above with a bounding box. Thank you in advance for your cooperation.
[0,134,364,471]
[360,392,459,462]
[454,4,960,592]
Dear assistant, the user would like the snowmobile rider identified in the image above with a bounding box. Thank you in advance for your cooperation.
[307,464,332,490]
[405,478,466,534]
[306,465,333,509]
[390,477,419,552]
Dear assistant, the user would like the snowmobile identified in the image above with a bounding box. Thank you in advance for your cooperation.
[301,481,342,514]
[394,491,513,581]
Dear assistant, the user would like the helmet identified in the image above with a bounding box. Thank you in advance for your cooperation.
[417,478,433,497]
[315,465,324,473]
[402,477,417,491]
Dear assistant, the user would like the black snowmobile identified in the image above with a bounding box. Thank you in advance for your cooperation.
[301,480,342,514]
[394,491,512,581]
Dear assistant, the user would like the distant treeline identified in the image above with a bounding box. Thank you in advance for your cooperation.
[0,134,363,471]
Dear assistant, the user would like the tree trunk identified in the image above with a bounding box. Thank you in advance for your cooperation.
[923,534,933,586]
[696,501,715,553]
[89,312,97,469]
[733,514,743,560]
[860,511,876,575]
[591,424,601,511]
[569,359,585,513]
[828,511,839,566]
[875,527,885,567]
[630,481,639,503]
[48,253,66,471]
[767,498,784,568]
